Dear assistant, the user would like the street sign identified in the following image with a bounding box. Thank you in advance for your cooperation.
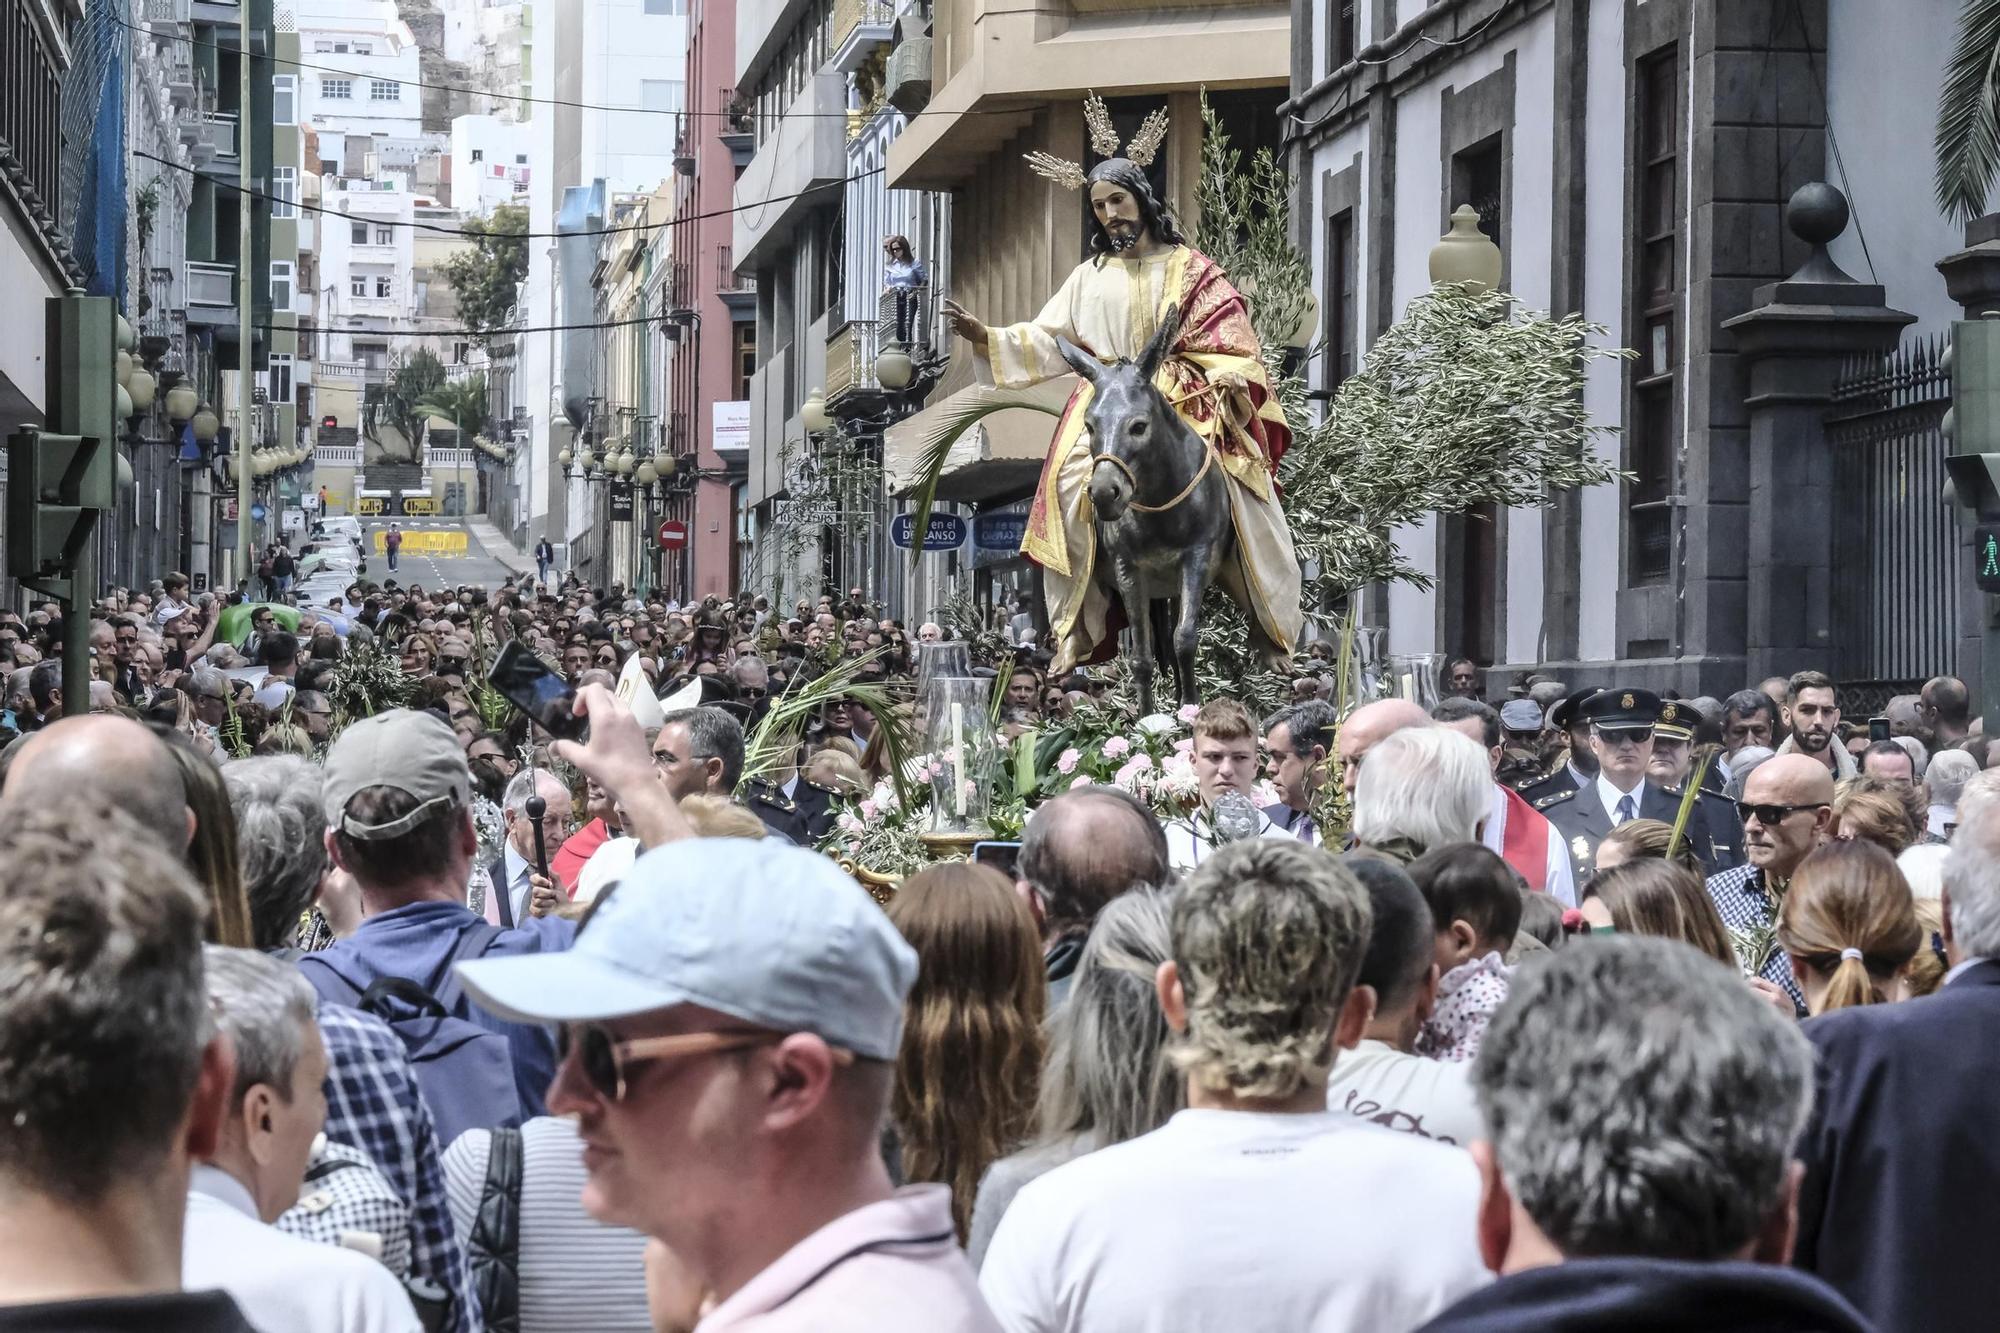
[251,503,268,523]
[775,499,837,527]
[657,518,689,550]
[891,511,968,551]
[222,498,239,523]
[973,509,1028,551]
[610,486,634,521]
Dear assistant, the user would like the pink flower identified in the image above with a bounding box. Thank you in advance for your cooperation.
[1173,737,1195,755]
[1127,752,1154,771]
[1102,736,1132,759]
[1056,747,1081,774]
[859,799,878,821]
[1070,774,1092,790]
[1177,703,1200,724]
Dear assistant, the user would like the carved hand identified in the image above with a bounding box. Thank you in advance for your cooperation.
[940,299,989,352]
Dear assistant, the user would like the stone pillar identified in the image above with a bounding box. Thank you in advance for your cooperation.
[1721,183,1914,686]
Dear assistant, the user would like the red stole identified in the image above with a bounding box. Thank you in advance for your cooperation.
[1498,785,1553,891]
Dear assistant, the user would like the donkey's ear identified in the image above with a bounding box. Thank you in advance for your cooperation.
[1056,336,1101,384]
[1138,308,1181,382]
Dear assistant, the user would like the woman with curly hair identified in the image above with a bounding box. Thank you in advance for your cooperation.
[1777,840,1922,1014]
[887,861,1046,1241]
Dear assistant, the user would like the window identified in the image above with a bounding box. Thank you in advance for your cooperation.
[270,263,294,311]
[267,353,294,404]
[323,79,352,100]
[350,221,368,244]
[1330,1,1356,71]
[470,148,484,162]
[1628,47,1680,587]
[370,80,400,102]
[640,80,684,115]
[453,341,470,364]
[273,75,296,125]
[374,226,394,246]
[350,275,368,296]
[732,323,756,401]
[332,41,349,53]
[353,42,372,55]
[271,166,297,219]
[314,40,333,53]
[514,153,527,165]
[643,0,686,14]
[375,275,393,298]
[1323,209,1356,389]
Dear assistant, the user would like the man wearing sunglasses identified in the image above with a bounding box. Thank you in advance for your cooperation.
[1541,689,1742,887]
[455,839,1000,1332]
[1705,753,1836,1016]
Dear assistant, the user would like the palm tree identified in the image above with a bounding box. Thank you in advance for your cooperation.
[415,374,490,442]
[1937,0,2000,223]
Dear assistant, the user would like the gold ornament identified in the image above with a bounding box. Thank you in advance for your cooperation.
[1023,91,1171,191]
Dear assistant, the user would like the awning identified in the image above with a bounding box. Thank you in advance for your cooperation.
[883,378,1073,504]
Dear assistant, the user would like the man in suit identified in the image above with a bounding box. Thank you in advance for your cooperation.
[484,769,572,926]
[1261,698,1336,847]
[1792,799,2000,1332]
[1520,687,1604,809]
[1541,689,1735,886]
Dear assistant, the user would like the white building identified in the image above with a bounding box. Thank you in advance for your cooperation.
[296,0,427,174]
[451,114,533,214]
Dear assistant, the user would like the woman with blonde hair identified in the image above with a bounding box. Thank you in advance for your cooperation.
[1831,775,1926,856]
[1578,858,1736,968]
[1777,840,1922,1014]
[1591,816,1705,876]
[887,861,1046,1241]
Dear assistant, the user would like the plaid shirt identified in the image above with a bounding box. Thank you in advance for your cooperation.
[317,1002,480,1332]
[1705,864,1807,1016]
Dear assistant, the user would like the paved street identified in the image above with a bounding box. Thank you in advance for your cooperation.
[355,518,522,592]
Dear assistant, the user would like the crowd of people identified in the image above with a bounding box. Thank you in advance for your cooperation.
[0,549,1995,1333]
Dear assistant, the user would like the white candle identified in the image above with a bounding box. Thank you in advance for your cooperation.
[1398,673,1413,700]
[951,702,967,817]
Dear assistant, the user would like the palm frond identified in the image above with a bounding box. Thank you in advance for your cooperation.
[1936,0,2000,223]
[1665,750,1714,863]
[740,649,916,807]
[905,392,1061,570]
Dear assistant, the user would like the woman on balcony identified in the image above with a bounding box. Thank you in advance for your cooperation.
[884,235,927,344]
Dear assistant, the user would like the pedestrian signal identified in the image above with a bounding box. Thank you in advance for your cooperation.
[1977,526,2000,594]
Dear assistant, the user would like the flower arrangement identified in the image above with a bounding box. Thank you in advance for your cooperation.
[1031,700,1281,819]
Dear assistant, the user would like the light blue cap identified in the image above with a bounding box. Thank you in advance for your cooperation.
[454,837,917,1061]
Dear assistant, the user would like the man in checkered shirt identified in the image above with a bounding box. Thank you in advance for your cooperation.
[1706,753,1836,1017]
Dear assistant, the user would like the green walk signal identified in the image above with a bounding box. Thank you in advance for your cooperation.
[1978,526,2000,593]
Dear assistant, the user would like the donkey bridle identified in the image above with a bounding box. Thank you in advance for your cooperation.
[1093,442,1217,515]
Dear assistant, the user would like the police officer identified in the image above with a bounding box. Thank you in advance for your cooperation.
[1648,700,1743,872]
[741,775,813,845]
[1521,687,1604,809]
[1496,699,1551,792]
[1540,689,1738,885]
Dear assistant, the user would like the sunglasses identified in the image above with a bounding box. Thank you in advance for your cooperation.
[558,1024,784,1101]
[1736,800,1828,827]
[1593,726,1653,744]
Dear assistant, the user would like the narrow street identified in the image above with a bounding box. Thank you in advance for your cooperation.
[356,518,522,592]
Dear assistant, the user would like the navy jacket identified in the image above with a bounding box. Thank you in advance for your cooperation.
[1417,1257,1873,1332]
[1794,958,2000,1333]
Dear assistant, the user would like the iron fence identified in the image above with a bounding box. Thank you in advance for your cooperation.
[1825,333,1956,694]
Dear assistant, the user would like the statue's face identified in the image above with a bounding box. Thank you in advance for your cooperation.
[1089,179,1147,251]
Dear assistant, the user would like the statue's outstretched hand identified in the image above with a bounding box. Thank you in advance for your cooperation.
[940,299,989,352]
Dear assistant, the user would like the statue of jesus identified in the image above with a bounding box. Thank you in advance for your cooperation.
[940,104,1301,677]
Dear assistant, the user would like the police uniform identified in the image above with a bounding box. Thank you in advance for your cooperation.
[1539,689,1737,885]
[741,777,812,846]
[791,776,841,843]
[1651,701,1745,873]
[1520,687,1605,808]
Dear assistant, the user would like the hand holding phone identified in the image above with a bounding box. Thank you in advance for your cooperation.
[490,640,588,741]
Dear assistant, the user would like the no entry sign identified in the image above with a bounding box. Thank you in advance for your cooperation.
[657,519,689,550]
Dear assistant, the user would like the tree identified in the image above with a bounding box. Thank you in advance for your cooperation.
[416,374,490,441]
[439,203,529,342]
[365,349,447,463]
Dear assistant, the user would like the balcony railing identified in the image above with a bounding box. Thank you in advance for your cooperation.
[3,0,65,228]
[198,110,238,158]
[828,286,933,403]
[314,443,362,467]
[186,261,236,306]
[716,246,754,294]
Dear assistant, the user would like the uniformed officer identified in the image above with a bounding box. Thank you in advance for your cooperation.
[741,775,813,846]
[1648,700,1744,872]
[1521,687,1604,809]
[1539,688,1738,886]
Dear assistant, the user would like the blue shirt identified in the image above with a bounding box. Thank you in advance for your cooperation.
[299,900,576,1122]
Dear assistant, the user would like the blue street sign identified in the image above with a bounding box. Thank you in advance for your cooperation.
[974,510,1028,551]
[891,512,968,551]
[251,503,268,522]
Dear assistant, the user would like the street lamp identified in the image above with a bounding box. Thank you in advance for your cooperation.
[801,388,830,433]
[191,404,220,445]
[128,367,156,413]
[1428,204,1502,294]
[875,343,913,391]
[166,382,198,424]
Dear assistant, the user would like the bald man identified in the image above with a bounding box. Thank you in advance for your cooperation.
[1,714,194,853]
[1705,753,1835,1016]
[1335,699,1430,799]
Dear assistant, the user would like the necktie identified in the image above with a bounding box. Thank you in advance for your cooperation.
[1295,813,1315,844]
[1615,793,1637,825]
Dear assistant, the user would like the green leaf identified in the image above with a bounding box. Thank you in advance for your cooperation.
[903,393,1061,571]
[1937,0,2000,223]
[740,649,916,809]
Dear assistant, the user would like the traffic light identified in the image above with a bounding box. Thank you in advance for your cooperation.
[1946,318,2000,517]
[6,429,109,582]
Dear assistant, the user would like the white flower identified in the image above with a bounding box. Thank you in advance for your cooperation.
[1137,713,1179,735]
[1160,753,1201,799]
[1056,747,1081,774]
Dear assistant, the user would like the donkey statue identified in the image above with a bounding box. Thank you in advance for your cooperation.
[1057,314,1233,714]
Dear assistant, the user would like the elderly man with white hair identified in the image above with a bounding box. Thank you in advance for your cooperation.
[1352,725,1492,863]
[1926,748,1979,839]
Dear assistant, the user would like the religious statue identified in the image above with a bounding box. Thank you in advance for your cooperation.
[941,97,1301,704]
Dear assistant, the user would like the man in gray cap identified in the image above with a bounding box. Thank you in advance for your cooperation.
[299,709,574,1128]
[456,839,1001,1332]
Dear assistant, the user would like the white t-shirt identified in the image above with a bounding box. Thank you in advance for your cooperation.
[1324,1039,1486,1149]
[183,1166,420,1333]
[978,1109,1487,1333]
[1164,809,1289,872]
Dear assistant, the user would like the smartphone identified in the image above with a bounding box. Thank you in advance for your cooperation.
[490,640,587,741]
[971,840,1023,878]
[1868,716,1891,743]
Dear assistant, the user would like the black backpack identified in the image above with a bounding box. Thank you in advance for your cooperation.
[466,1126,523,1333]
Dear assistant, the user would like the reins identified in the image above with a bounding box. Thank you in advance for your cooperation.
[1093,441,1216,515]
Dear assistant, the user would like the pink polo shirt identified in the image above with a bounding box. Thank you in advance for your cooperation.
[694,1186,1001,1333]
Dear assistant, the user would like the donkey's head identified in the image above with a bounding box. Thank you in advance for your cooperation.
[1058,312,1181,522]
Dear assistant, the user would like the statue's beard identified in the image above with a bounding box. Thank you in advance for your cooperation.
[1105,222,1141,251]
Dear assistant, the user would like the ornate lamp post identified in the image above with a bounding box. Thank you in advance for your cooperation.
[1428,205,1503,294]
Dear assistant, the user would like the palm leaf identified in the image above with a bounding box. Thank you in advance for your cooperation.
[1665,750,1714,863]
[905,392,1061,570]
[740,649,917,808]
[1936,0,2000,223]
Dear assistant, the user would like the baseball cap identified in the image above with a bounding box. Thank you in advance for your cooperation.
[1499,699,1544,733]
[321,708,472,840]
[455,838,918,1061]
